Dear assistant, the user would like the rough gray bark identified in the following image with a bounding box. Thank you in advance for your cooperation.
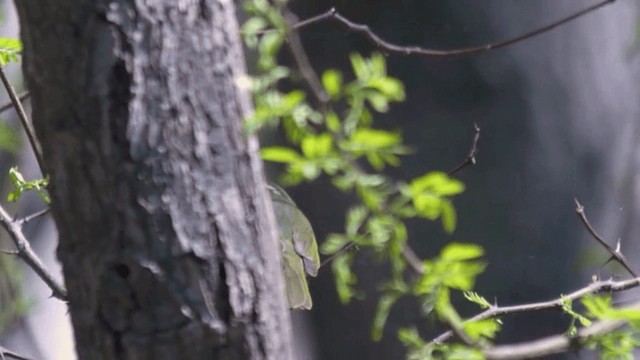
[15,0,294,359]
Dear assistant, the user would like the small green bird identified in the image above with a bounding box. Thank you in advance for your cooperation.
[267,183,320,310]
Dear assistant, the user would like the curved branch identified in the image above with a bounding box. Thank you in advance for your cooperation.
[284,0,615,58]
[0,205,67,300]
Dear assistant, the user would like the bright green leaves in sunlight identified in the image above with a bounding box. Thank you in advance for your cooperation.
[0,38,21,65]
[261,133,340,185]
[415,243,485,298]
[403,171,465,233]
[243,2,487,355]
[391,243,494,353]
[342,128,411,171]
[582,296,640,360]
[7,167,49,203]
[399,327,484,360]
[322,69,342,99]
[347,53,405,114]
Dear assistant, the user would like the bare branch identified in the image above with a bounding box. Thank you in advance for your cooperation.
[0,205,66,300]
[319,242,357,269]
[431,276,640,344]
[0,345,34,360]
[0,68,44,172]
[449,122,481,175]
[483,301,640,359]
[0,91,29,113]
[574,198,637,277]
[283,9,330,106]
[283,0,616,58]
[16,208,50,226]
[401,244,424,275]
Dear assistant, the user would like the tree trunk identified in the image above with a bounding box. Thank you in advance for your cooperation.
[14,1,293,359]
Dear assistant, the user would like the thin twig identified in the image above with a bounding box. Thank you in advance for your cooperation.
[0,205,66,300]
[16,208,50,226]
[484,301,640,359]
[401,244,424,275]
[319,242,357,269]
[449,122,481,175]
[0,345,34,360]
[283,9,330,107]
[0,67,44,172]
[0,91,29,113]
[430,276,640,344]
[574,198,637,277]
[281,0,615,58]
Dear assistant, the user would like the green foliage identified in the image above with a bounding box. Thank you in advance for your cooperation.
[464,291,491,310]
[0,38,21,65]
[243,0,480,355]
[399,327,484,360]
[7,167,49,203]
[0,122,20,153]
[0,257,32,335]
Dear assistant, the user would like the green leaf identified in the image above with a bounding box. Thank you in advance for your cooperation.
[365,91,390,112]
[325,112,341,133]
[300,161,321,180]
[346,206,368,237]
[413,193,442,219]
[464,318,501,340]
[321,234,349,255]
[350,128,401,149]
[463,291,491,309]
[301,133,333,159]
[410,171,465,196]
[322,69,342,98]
[350,53,368,80]
[440,199,457,233]
[372,293,401,341]
[0,38,22,65]
[260,147,301,163]
[442,262,486,291]
[370,53,386,75]
[369,77,405,101]
[332,253,358,303]
[241,17,268,48]
[441,243,484,262]
[7,167,50,203]
[0,121,20,153]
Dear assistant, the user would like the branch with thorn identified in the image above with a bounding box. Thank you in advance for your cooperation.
[484,300,640,359]
[0,65,65,300]
[574,198,637,277]
[431,276,640,344]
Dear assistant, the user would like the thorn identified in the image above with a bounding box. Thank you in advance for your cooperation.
[574,198,583,212]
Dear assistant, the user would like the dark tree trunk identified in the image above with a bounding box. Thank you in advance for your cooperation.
[15,1,293,359]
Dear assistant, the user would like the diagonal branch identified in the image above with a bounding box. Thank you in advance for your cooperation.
[0,68,43,172]
[0,345,34,360]
[281,0,615,58]
[449,122,481,175]
[283,9,330,107]
[574,198,636,277]
[483,300,640,359]
[430,276,640,344]
[0,91,29,113]
[16,207,50,226]
[0,205,66,301]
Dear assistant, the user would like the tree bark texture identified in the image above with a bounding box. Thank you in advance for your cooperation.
[15,0,294,359]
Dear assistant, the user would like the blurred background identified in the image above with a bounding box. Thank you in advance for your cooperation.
[1,0,640,359]
[280,0,640,359]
